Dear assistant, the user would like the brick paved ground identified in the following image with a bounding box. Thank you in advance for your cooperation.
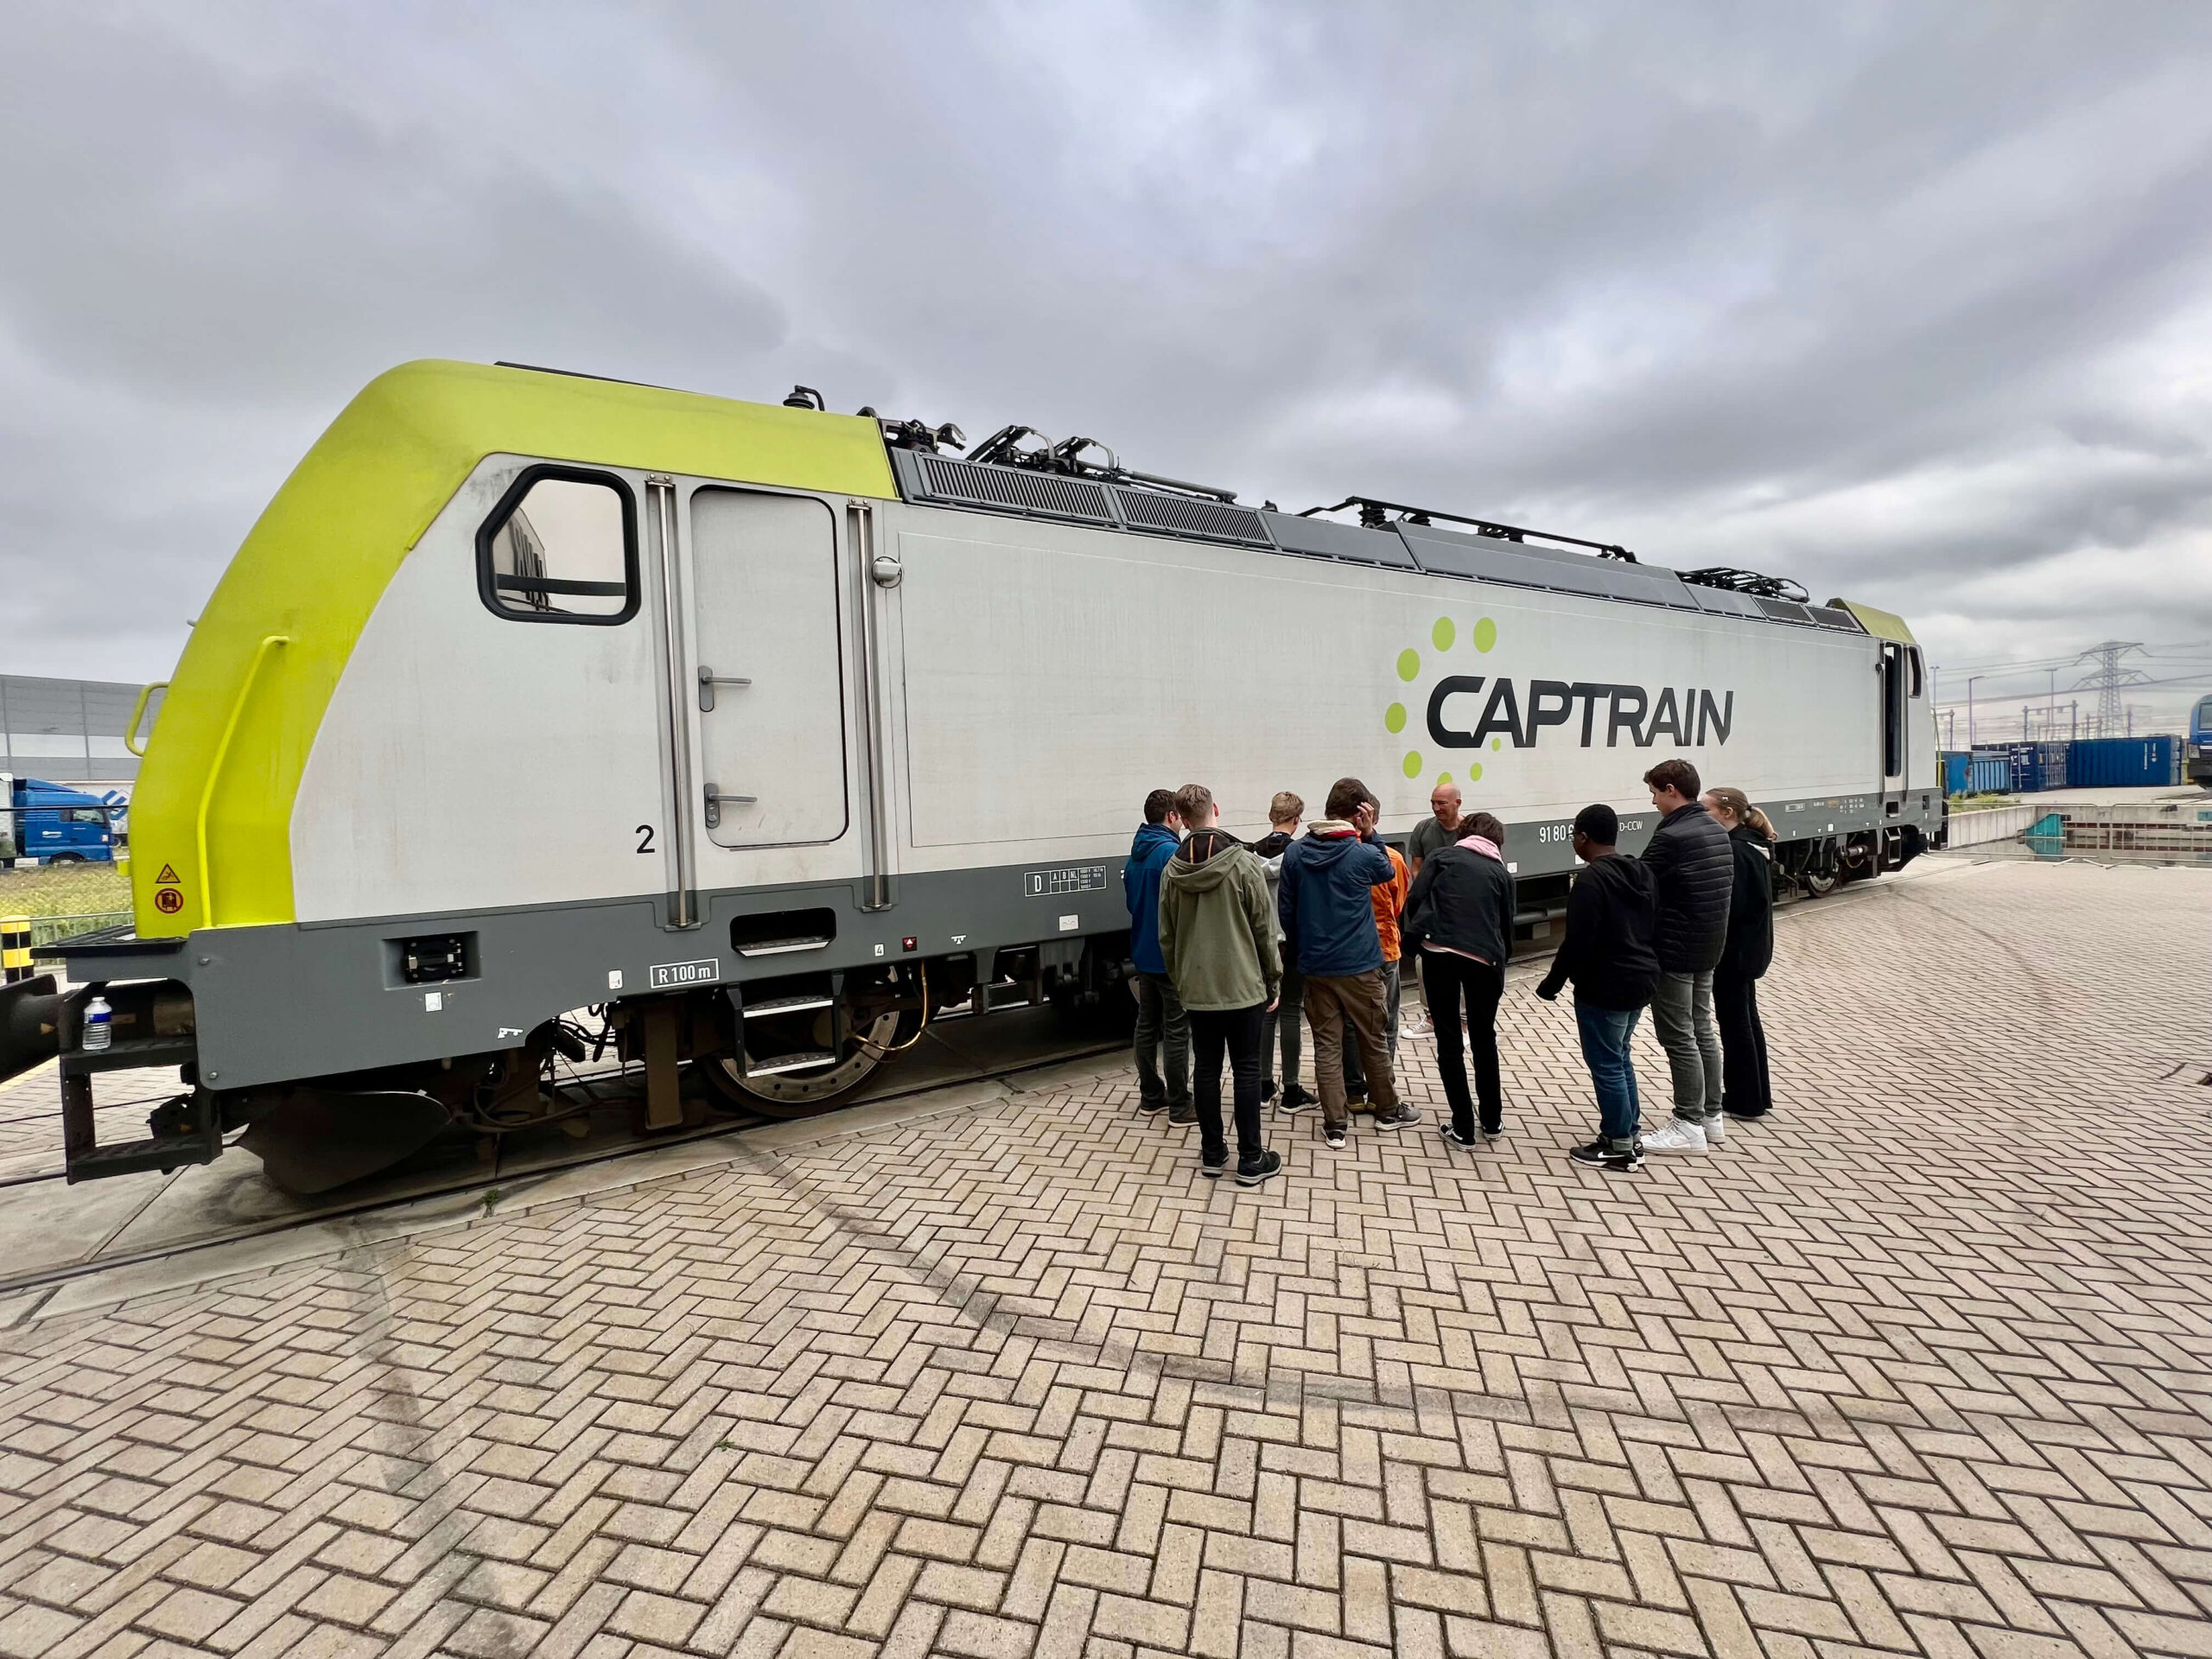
[1,856,2209,1659]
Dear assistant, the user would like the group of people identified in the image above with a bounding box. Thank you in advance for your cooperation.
[1122,759,1775,1185]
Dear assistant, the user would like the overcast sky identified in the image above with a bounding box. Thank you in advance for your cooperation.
[5,2,2211,728]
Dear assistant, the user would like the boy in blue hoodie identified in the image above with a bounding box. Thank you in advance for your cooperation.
[1279,777,1422,1148]
[1125,788,1191,1120]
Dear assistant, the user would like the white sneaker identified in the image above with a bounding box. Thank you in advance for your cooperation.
[1402,1011,1433,1037]
[1638,1120,1708,1153]
[1700,1111,1726,1146]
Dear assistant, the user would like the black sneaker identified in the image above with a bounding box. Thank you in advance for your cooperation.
[1438,1122,1478,1148]
[1373,1104,1421,1132]
[1200,1149,1230,1179]
[1138,1097,1167,1116]
[1279,1083,1319,1113]
[1721,1103,1769,1121]
[1236,1149,1282,1187]
[1567,1138,1643,1172]
[1324,1122,1348,1149]
[1167,1103,1197,1125]
[1261,1078,1279,1103]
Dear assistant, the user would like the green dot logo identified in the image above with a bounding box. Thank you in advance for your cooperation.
[1382,616,1499,797]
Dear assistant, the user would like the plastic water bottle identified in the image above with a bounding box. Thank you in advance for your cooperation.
[83,995,113,1052]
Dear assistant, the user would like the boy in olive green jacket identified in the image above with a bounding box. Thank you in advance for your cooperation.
[1158,784,1284,1186]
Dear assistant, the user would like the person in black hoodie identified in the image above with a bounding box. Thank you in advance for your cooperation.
[1702,786,1776,1121]
[1250,791,1315,1113]
[1402,811,1516,1147]
[1536,804,1660,1173]
[1637,759,1732,1154]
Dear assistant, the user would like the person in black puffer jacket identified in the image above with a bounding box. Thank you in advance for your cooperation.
[1637,759,1732,1153]
[1402,810,1516,1147]
[1702,785,1776,1122]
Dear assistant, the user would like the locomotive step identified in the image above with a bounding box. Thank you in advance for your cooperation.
[734,936,832,958]
[60,1037,199,1077]
[741,994,836,1020]
[64,1133,219,1182]
[741,1050,838,1077]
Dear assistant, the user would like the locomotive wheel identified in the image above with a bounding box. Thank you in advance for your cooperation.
[696,1008,904,1120]
[1799,868,1838,898]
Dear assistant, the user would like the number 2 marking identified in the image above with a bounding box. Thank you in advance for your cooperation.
[636,825,656,855]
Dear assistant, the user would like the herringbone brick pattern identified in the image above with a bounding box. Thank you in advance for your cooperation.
[0,858,2209,1658]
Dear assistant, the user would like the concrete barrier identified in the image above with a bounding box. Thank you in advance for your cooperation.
[1942,804,2037,849]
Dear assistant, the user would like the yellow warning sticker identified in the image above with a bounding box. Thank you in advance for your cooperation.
[156,864,181,885]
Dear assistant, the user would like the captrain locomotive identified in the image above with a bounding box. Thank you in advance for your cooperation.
[0,361,1940,1189]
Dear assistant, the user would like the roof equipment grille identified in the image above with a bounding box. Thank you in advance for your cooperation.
[914,454,1116,525]
[1112,488,1269,545]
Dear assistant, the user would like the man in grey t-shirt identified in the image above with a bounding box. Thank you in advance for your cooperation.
[1407,781,1464,874]
[1402,781,1463,1037]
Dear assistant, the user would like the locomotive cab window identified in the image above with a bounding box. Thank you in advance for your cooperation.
[477,468,639,624]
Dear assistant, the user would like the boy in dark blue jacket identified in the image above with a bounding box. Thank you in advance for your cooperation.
[1279,778,1421,1148]
[1124,789,1190,1119]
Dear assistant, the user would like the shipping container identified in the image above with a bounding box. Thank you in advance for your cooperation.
[1942,751,2012,796]
[1986,741,2068,792]
[2065,734,2184,789]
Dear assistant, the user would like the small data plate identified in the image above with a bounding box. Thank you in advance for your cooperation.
[649,957,721,989]
[1024,865,1108,898]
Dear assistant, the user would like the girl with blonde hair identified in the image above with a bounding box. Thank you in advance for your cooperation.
[1700,786,1776,1120]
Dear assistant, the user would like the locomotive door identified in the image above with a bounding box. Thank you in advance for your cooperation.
[686,488,849,847]
[1879,640,1909,802]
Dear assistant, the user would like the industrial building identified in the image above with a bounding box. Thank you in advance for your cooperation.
[0,674,152,788]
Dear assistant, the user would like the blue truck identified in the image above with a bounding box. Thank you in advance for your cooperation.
[2191,694,2212,788]
[2,775,119,865]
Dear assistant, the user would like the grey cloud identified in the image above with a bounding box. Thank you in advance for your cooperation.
[3,1,2211,723]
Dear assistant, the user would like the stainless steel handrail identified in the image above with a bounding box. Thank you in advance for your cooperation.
[649,477,698,928]
[850,499,893,912]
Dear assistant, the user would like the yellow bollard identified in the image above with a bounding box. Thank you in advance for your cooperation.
[1,916,30,985]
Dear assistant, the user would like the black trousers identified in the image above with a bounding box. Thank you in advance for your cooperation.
[1421,950,1504,1136]
[1190,1002,1268,1164]
[1713,969,1771,1116]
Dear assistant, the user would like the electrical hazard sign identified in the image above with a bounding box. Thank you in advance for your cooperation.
[154,864,184,914]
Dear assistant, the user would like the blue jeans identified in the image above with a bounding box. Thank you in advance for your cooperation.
[1575,1001,1643,1147]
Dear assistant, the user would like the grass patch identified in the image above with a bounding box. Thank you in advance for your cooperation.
[0,861,131,924]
